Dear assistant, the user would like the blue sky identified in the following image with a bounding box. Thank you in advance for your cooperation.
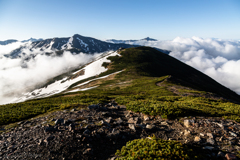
[0,0,239,41]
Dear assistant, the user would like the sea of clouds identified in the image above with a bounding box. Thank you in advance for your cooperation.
[0,37,240,105]
[127,37,240,95]
[0,43,101,104]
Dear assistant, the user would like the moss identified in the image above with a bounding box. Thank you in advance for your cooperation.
[115,135,200,160]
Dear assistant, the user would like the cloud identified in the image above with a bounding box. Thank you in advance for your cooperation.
[0,44,101,104]
[128,37,240,95]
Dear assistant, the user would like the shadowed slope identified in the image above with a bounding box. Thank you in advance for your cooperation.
[110,47,240,102]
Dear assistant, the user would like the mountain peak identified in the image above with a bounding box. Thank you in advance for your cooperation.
[21,38,43,43]
[141,37,157,41]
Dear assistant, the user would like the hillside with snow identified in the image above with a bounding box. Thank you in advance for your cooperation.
[11,50,122,103]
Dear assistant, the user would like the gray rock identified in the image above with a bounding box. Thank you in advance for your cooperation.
[105,117,113,123]
[207,138,215,145]
[146,124,155,129]
[69,123,75,131]
[64,119,73,125]
[207,133,214,138]
[200,133,204,137]
[71,108,77,112]
[230,131,237,137]
[161,121,168,126]
[128,124,135,131]
[115,118,123,124]
[100,120,111,127]
[184,130,191,136]
[88,104,99,110]
[55,118,64,125]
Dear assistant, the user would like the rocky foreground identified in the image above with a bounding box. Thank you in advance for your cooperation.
[0,102,240,160]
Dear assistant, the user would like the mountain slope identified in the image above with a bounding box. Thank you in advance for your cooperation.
[1,47,240,160]
[1,46,240,125]
[110,47,240,102]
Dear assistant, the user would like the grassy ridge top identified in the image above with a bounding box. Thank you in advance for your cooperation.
[107,47,240,102]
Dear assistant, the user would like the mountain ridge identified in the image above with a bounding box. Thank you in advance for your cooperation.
[6,34,139,59]
[1,46,240,159]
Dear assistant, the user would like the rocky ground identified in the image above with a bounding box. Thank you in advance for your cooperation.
[0,102,240,160]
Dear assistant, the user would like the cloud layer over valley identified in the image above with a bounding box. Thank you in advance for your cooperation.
[0,43,101,105]
[127,37,240,95]
[0,36,240,105]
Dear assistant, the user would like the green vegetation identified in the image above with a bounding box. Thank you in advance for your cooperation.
[0,94,109,125]
[115,135,199,160]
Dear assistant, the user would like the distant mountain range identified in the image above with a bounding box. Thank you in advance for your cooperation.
[105,37,158,44]
[5,34,140,59]
[3,34,169,59]
[0,38,43,45]
[0,39,18,45]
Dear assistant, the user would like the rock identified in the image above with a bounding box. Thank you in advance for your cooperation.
[229,131,237,137]
[184,120,190,128]
[161,121,168,126]
[207,133,214,138]
[184,130,191,136]
[146,124,155,130]
[217,151,225,158]
[83,148,92,155]
[100,120,111,127]
[38,139,43,145]
[207,138,215,145]
[128,118,135,124]
[105,117,113,123]
[194,136,201,142]
[225,153,237,160]
[71,108,77,112]
[128,124,135,131]
[214,122,224,128]
[143,115,149,121]
[115,118,123,125]
[69,123,75,131]
[55,118,64,125]
[200,133,204,137]
[203,146,214,150]
[88,104,99,110]
[64,119,73,125]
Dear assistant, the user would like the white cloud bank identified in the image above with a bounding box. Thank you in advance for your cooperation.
[1,37,240,105]
[128,37,240,94]
[0,43,101,104]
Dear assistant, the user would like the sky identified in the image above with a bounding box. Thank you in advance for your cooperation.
[0,0,240,41]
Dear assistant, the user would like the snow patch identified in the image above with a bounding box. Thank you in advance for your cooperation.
[66,36,74,49]
[77,37,88,48]
[67,86,98,93]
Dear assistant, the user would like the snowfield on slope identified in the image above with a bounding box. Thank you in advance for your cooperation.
[12,50,120,103]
